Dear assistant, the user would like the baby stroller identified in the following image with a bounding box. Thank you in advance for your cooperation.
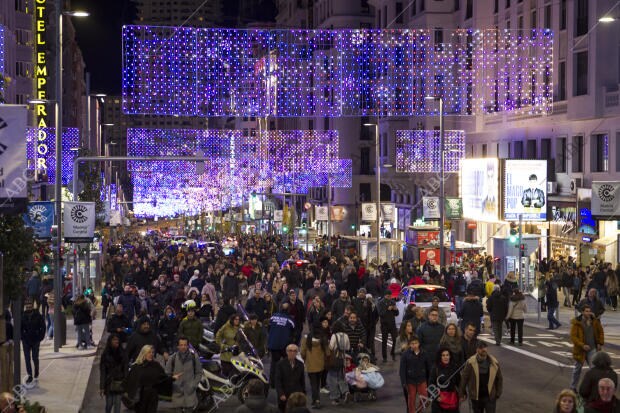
[345,353,384,402]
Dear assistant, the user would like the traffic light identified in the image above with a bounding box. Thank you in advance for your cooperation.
[509,222,518,243]
[351,224,356,230]
[41,256,50,274]
[282,226,288,233]
[251,191,257,199]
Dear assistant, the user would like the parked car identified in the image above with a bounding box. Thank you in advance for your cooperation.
[395,285,457,327]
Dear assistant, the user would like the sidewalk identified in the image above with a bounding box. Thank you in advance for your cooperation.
[20,317,106,413]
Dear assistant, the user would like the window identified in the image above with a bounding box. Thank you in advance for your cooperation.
[395,2,403,23]
[592,134,609,172]
[544,4,551,29]
[558,61,566,100]
[383,5,388,26]
[482,144,488,157]
[527,139,537,159]
[514,141,524,158]
[531,10,537,29]
[434,28,443,49]
[455,0,460,11]
[323,117,329,130]
[361,0,370,14]
[574,51,588,96]
[420,0,425,12]
[411,0,417,16]
[541,138,551,159]
[506,0,510,8]
[576,0,588,36]
[381,133,388,160]
[571,135,584,172]
[360,149,371,175]
[308,119,314,130]
[377,9,381,27]
[359,183,371,202]
[494,0,498,13]
[466,0,473,19]
[560,0,567,30]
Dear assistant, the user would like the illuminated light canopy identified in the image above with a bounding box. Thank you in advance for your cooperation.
[123,27,553,117]
[0,25,4,99]
[395,130,465,173]
[26,127,80,185]
[127,128,351,217]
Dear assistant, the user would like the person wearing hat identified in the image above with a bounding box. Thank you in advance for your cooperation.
[126,317,165,363]
[378,289,399,362]
[459,341,503,412]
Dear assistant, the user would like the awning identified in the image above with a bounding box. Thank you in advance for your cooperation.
[592,236,617,247]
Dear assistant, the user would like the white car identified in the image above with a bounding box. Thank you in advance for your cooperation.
[395,285,458,327]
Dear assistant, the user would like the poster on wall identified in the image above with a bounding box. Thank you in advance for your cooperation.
[420,249,439,267]
[331,206,345,222]
[461,158,499,222]
[504,160,547,221]
[592,182,620,218]
[0,105,28,214]
[381,203,396,222]
[578,188,597,235]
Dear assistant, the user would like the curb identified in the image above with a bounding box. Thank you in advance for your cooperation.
[77,326,108,413]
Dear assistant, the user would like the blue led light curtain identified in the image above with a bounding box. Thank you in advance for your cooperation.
[123,27,553,117]
[395,130,465,173]
[26,127,80,185]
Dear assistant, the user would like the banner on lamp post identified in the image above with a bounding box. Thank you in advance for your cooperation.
[330,206,345,222]
[361,203,377,221]
[0,105,28,214]
[381,203,396,222]
[23,202,55,239]
[63,201,96,242]
[423,197,440,219]
[445,197,463,220]
[315,206,329,221]
[274,210,283,222]
[592,182,620,218]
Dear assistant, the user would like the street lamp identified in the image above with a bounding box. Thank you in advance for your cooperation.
[425,95,445,269]
[53,1,89,352]
[364,122,381,266]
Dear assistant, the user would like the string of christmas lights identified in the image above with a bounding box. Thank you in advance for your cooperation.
[0,26,5,99]
[395,130,465,173]
[26,127,80,185]
[123,27,553,117]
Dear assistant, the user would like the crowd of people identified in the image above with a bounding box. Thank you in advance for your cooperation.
[10,232,620,413]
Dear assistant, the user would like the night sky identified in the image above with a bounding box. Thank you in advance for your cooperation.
[71,0,137,95]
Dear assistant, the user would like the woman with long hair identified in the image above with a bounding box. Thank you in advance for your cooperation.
[396,320,416,355]
[124,345,176,413]
[301,320,331,409]
[439,323,464,367]
[552,389,579,413]
[507,289,527,345]
[215,314,241,377]
[100,334,128,413]
[429,347,461,412]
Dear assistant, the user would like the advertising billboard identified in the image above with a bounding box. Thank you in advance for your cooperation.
[461,158,499,222]
[504,160,547,221]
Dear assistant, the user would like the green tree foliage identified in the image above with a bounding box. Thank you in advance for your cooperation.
[76,147,104,223]
[0,215,35,299]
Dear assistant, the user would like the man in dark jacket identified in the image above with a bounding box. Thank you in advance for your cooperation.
[106,303,132,343]
[126,317,165,362]
[459,341,503,411]
[222,271,239,302]
[274,344,305,412]
[584,378,620,413]
[267,304,295,388]
[117,285,140,321]
[377,289,399,362]
[458,293,484,334]
[331,290,350,320]
[454,272,468,315]
[283,290,306,344]
[246,289,268,322]
[234,378,278,413]
[486,285,509,345]
[416,308,444,360]
[399,336,431,413]
[21,299,46,385]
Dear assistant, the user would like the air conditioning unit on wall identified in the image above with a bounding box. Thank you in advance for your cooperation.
[570,178,581,194]
[547,182,557,194]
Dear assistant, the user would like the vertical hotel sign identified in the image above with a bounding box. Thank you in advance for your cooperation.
[35,0,48,128]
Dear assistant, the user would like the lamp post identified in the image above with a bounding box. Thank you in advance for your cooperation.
[425,96,445,269]
[364,123,380,266]
[53,1,89,352]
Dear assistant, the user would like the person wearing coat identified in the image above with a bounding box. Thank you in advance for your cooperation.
[165,336,202,411]
[458,341,503,412]
[429,347,461,413]
[300,326,331,409]
[546,276,562,330]
[234,378,279,413]
[73,294,93,350]
[124,345,176,413]
[458,293,483,335]
[242,316,267,358]
[177,307,203,349]
[215,314,242,377]
[486,286,509,346]
[505,290,527,345]
[100,334,128,413]
[570,305,605,391]
[579,351,618,403]
[275,344,306,413]
[21,299,46,385]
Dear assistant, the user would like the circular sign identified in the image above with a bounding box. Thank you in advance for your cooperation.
[304,202,312,210]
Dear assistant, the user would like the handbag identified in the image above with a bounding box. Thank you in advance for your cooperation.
[438,390,459,409]
[110,380,124,393]
[121,388,140,409]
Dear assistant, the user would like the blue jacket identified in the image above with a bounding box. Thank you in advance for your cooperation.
[399,348,431,385]
[267,312,295,351]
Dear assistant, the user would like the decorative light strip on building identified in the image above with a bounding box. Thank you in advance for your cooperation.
[0,25,4,100]
[395,130,465,173]
[127,128,350,216]
[123,27,553,117]
[26,127,80,185]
